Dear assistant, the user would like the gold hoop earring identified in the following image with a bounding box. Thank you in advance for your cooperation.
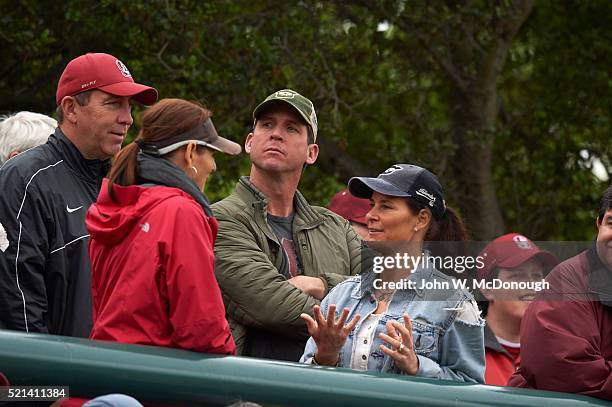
[190,166,198,176]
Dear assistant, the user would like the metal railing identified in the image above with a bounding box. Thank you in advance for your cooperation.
[0,330,607,406]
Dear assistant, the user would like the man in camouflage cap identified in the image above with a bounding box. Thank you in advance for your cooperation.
[212,89,362,361]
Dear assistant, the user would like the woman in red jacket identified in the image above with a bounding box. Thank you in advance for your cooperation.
[86,98,240,354]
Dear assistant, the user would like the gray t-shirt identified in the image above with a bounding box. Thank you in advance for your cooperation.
[267,213,302,278]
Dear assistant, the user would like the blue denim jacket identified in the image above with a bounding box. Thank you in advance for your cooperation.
[300,259,485,383]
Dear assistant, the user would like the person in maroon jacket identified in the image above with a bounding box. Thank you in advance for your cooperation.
[86,98,241,354]
[508,185,612,400]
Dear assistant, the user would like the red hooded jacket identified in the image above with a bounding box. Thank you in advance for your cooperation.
[86,179,235,355]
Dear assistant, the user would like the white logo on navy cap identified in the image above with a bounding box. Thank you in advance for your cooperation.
[415,188,436,207]
[115,59,132,78]
[382,165,402,175]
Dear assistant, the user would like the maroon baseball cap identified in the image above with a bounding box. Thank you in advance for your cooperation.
[328,189,371,225]
[478,233,558,279]
[56,53,158,106]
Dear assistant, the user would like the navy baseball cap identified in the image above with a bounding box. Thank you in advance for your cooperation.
[348,164,446,220]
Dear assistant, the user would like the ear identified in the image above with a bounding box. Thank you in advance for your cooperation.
[244,132,254,154]
[305,143,319,165]
[480,287,495,302]
[60,96,79,124]
[597,217,602,229]
[415,208,432,231]
[183,142,197,168]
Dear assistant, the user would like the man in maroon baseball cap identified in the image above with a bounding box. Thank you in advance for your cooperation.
[0,52,157,338]
[55,53,158,160]
[477,233,557,386]
[328,189,370,239]
[55,52,157,106]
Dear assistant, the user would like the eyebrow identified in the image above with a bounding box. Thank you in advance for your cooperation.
[258,115,304,127]
[372,198,395,205]
[101,94,120,102]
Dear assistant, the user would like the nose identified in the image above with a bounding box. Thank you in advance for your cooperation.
[269,126,285,141]
[365,206,377,223]
[118,99,134,127]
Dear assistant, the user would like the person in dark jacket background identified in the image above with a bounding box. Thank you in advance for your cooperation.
[87,98,239,354]
[509,185,612,400]
[0,53,157,336]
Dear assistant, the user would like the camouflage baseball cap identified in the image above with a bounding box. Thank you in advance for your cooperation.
[252,89,318,141]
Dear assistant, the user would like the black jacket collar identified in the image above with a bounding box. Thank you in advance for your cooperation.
[51,128,109,183]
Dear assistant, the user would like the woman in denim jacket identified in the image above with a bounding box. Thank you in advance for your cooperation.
[300,164,485,383]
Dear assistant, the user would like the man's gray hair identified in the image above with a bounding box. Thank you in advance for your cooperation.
[0,111,57,164]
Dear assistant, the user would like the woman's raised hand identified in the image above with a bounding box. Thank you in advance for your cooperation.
[379,313,419,375]
[301,304,361,366]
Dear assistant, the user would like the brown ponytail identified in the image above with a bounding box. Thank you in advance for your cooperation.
[107,98,212,200]
[407,200,471,277]
[424,206,469,243]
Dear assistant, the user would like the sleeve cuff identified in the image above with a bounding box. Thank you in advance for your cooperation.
[318,276,329,294]
[416,355,441,378]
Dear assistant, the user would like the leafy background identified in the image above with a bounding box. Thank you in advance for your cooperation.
[1,0,610,240]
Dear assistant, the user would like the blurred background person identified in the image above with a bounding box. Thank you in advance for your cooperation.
[86,98,240,354]
[0,111,56,254]
[0,111,56,165]
[477,233,557,386]
[328,189,370,239]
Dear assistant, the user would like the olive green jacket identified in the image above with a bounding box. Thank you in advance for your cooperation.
[212,177,363,359]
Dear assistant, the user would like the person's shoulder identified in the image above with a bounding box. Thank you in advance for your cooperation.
[428,266,477,303]
[149,187,202,214]
[211,189,245,218]
[325,274,363,298]
[544,250,589,291]
[0,143,57,179]
[430,267,455,282]
[0,145,60,204]
[548,251,588,278]
[310,205,353,228]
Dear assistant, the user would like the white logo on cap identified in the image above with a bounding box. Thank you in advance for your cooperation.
[513,235,532,249]
[415,188,436,207]
[382,165,402,175]
[274,90,296,99]
[115,60,132,78]
[81,80,96,89]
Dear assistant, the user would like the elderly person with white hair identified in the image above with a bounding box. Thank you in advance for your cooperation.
[0,111,56,258]
[0,111,57,164]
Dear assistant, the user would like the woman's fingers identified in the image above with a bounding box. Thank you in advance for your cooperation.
[389,319,411,341]
[335,307,350,327]
[344,314,361,334]
[402,313,415,347]
[326,304,337,327]
[386,320,400,340]
[313,305,327,326]
[378,332,401,348]
[379,343,402,360]
[300,313,317,335]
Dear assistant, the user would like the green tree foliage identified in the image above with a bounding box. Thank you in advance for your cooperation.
[0,0,609,240]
